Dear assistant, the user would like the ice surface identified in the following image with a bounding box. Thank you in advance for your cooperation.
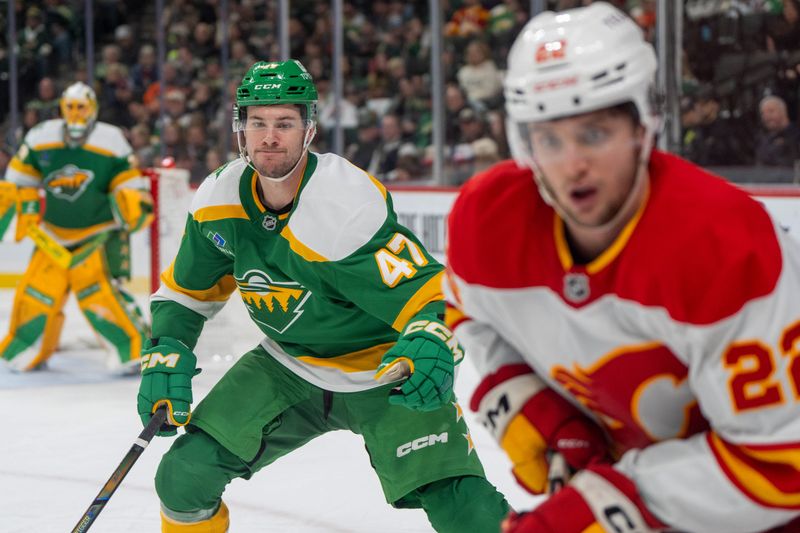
[0,290,539,532]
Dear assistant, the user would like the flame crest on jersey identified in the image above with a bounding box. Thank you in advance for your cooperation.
[236,269,311,333]
[563,272,589,303]
[45,164,95,201]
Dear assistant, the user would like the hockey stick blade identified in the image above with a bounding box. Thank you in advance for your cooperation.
[71,407,168,533]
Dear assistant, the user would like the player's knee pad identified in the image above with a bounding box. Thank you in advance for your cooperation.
[69,247,146,368]
[0,250,69,370]
[161,501,229,533]
[416,476,509,533]
[155,432,233,513]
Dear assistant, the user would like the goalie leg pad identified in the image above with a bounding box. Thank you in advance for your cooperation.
[14,186,40,242]
[0,181,17,239]
[161,501,229,533]
[69,247,146,367]
[0,249,69,370]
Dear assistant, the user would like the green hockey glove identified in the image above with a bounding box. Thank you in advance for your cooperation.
[375,314,463,411]
[137,337,200,437]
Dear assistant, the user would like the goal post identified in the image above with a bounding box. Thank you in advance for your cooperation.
[146,166,192,294]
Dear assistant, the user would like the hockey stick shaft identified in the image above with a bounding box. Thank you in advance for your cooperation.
[71,407,168,533]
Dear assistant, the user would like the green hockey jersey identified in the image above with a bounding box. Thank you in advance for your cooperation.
[6,118,144,246]
[152,153,445,392]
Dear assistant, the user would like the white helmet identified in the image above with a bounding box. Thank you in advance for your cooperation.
[504,2,659,169]
[60,82,98,143]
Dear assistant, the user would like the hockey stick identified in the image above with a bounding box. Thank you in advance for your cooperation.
[71,407,168,533]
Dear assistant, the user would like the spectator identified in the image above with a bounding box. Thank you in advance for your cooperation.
[130,123,156,168]
[131,44,158,99]
[457,40,504,109]
[755,95,800,166]
[370,113,415,180]
[27,77,60,120]
[18,7,49,77]
[681,89,753,166]
[346,108,381,171]
[444,82,482,144]
[204,148,224,178]
[114,24,139,65]
[448,107,499,184]
[445,0,490,38]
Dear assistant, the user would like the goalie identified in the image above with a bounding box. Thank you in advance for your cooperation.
[0,82,152,373]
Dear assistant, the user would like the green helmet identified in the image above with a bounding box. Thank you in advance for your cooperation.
[233,60,318,129]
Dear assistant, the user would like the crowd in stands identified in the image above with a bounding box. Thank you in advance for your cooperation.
[2,0,800,185]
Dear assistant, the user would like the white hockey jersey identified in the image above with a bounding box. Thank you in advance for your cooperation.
[445,151,800,533]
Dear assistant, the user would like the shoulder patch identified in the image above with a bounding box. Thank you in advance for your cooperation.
[287,153,388,261]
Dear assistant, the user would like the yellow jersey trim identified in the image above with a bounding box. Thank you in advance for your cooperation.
[9,157,42,179]
[43,220,116,243]
[280,225,329,262]
[194,204,249,223]
[109,168,142,190]
[553,183,650,274]
[161,262,237,302]
[391,271,445,332]
[82,144,116,157]
[296,342,395,373]
[32,142,65,151]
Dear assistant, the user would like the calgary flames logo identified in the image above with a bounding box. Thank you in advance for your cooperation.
[236,269,311,334]
[45,164,94,201]
[551,342,708,453]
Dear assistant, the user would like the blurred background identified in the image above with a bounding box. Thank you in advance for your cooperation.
[1,0,799,187]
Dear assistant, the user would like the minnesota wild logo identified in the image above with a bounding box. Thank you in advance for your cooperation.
[45,164,95,201]
[236,269,311,333]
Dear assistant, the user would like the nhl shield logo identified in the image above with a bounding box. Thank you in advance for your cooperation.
[563,273,589,303]
[262,214,277,231]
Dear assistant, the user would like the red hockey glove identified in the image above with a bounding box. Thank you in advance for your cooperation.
[471,364,609,494]
[502,465,667,533]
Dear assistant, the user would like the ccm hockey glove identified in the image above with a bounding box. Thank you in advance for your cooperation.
[502,465,666,533]
[137,337,200,436]
[471,364,609,495]
[375,313,463,411]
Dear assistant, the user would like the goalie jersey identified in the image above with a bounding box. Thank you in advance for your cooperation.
[152,153,444,392]
[5,118,144,246]
[445,150,800,532]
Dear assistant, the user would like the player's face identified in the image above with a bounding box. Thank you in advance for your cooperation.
[528,109,643,227]
[243,105,308,179]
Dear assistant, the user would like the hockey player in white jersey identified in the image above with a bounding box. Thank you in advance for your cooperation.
[445,3,800,532]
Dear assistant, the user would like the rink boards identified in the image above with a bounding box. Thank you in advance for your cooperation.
[1,185,799,293]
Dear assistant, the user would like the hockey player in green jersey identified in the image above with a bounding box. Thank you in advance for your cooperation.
[0,81,152,372]
[137,60,509,532]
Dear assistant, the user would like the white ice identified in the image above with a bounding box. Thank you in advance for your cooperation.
[0,289,540,532]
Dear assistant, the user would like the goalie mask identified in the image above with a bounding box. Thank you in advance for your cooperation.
[60,82,98,144]
[233,60,318,182]
[504,2,660,228]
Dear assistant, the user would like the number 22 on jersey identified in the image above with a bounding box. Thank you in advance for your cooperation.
[375,233,429,287]
[724,319,800,412]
